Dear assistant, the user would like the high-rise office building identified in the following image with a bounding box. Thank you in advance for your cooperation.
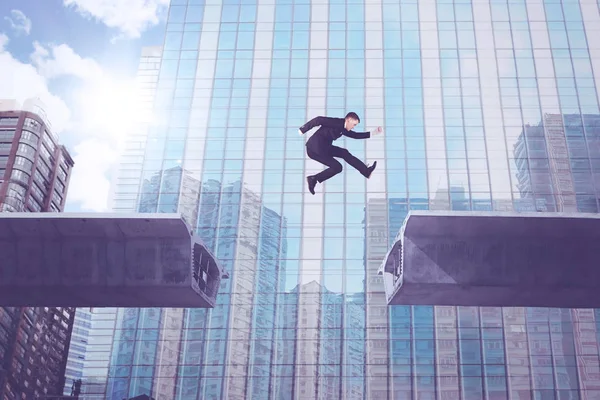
[101,179,287,399]
[62,308,92,396]
[94,0,600,398]
[0,100,76,399]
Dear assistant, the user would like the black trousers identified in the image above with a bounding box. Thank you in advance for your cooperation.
[306,144,369,183]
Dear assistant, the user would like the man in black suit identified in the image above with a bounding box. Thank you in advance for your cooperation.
[299,112,383,194]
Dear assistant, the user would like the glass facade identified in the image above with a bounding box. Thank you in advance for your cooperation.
[97,0,600,398]
[63,308,92,395]
[109,46,163,213]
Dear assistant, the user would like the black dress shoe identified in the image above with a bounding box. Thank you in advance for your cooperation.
[307,175,318,194]
[366,161,377,179]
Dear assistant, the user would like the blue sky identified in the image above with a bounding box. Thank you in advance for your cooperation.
[0,0,170,211]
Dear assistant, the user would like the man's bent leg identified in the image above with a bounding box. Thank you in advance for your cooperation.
[305,147,342,194]
[330,146,372,177]
[307,149,343,182]
[306,146,344,182]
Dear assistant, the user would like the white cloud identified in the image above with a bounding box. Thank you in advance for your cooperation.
[63,0,170,39]
[0,32,9,49]
[26,41,147,211]
[30,41,104,81]
[64,78,147,212]
[72,78,149,141]
[0,34,70,132]
[0,35,133,212]
[66,139,118,212]
[4,9,32,36]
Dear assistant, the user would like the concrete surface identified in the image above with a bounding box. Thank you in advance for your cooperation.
[378,211,600,308]
[0,213,227,307]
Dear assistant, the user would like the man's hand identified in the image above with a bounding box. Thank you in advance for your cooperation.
[372,126,384,135]
[298,128,304,135]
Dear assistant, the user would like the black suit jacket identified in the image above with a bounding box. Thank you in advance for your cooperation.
[299,116,371,149]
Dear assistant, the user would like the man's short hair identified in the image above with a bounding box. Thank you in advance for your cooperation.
[345,112,360,123]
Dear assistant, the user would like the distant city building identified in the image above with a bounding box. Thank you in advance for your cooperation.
[514,113,600,213]
[0,307,76,399]
[0,99,76,400]
[0,99,74,212]
[80,177,288,399]
[138,165,201,227]
[62,309,91,396]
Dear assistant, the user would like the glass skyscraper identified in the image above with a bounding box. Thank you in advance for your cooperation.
[63,307,92,395]
[91,0,600,398]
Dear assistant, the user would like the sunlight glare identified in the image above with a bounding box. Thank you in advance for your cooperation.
[77,77,152,144]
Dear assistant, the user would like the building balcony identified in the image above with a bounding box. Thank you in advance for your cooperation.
[378,210,600,308]
[0,213,228,308]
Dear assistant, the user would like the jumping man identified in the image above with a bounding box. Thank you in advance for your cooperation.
[298,112,383,194]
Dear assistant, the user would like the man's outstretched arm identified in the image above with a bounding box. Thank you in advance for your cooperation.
[343,126,383,139]
[299,116,342,134]
[343,130,371,139]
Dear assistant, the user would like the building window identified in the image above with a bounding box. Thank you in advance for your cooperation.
[40,144,53,164]
[57,165,68,182]
[36,159,51,177]
[23,118,41,131]
[34,170,48,188]
[7,183,26,198]
[10,169,30,185]
[28,199,42,212]
[42,132,56,152]
[13,156,33,173]
[0,117,18,126]
[55,178,65,194]
[52,189,63,205]
[31,182,46,202]
[0,130,16,141]
[17,142,36,159]
[19,129,39,146]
